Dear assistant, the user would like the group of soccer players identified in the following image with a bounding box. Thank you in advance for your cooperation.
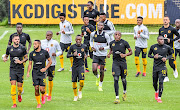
[2,1,180,108]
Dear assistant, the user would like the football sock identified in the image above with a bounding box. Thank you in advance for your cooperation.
[11,85,16,104]
[72,82,77,96]
[79,80,84,91]
[142,58,147,73]
[18,87,23,95]
[48,81,53,96]
[35,95,41,104]
[59,55,64,68]
[135,56,140,72]
[70,57,73,67]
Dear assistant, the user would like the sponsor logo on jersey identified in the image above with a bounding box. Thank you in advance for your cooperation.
[154,47,157,50]
[164,34,167,38]
[51,44,53,47]
[33,53,36,56]
[112,43,115,46]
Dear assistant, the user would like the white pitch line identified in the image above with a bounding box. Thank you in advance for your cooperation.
[0,31,8,40]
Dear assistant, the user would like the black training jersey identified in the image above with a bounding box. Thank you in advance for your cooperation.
[84,9,100,26]
[9,32,31,46]
[6,45,27,69]
[67,44,87,67]
[110,39,130,62]
[159,25,180,48]
[148,44,172,68]
[81,24,95,45]
[29,49,50,73]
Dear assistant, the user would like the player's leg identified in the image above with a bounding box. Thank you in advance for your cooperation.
[153,70,158,100]
[98,56,106,91]
[157,69,166,103]
[58,42,64,72]
[67,44,73,71]
[135,47,141,77]
[17,72,24,102]
[92,55,100,86]
[85,47,89,72]
[39,76,46,104]
[47,66,55,101]
[72,66,78,101]
[113,75,120,104]
[121,64,127,101]
[142,48,147,76]
[168,49,178,78]
[34,85,41,108]
[78,66,85,99]
[175,48,178,60]
[10,69,17,108]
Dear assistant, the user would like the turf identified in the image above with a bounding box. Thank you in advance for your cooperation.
[0,25,180,110]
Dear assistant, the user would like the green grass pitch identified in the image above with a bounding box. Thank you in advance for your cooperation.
[0,25,180,110]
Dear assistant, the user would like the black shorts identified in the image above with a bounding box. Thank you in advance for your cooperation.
[153,67,166,80]
[46,66,55,77]
[9,68,24,83]
[135,46,147,58]
[84,43,93,59]
[92,55,106,65]
[32,70,46,86]
[60,42,71,52]
[112,61,127,78]
[175,49,180,57]
[72,66,85,82]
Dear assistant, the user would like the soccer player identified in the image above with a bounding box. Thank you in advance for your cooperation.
[8,22,32,94]
[159,16,180,81]
[99,12,115,41]
[41,31,62,101]
[148,36,172,103]
[81,15,95,72]
[90,22,110,91]
[27,40,52,108]
[84,1,100,29]
[67,35,87,101]
[8,23,32,53]
[56,13,74,72]
[174,19,180,59]
[134,16,149,77]
[3,34,28,108]
[107,31,132,104]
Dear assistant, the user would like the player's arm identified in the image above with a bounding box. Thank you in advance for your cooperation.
[27,52,33,78]
[3,47,10,62]
[26,34,32,54]
[53,42,62,56]
[94,10,100,22]
[120,41,132,58]
[67,46,75,58]
[106,21,116,35]
[56,23,61,35]
[148,46,155,58]
[172,28,180,41]
[90,32,96,51]
[134,27,137,39]
[81,26,84,37]
[40,52,52,72]
[15,47,28,64]
[140,27,149,39]
[166,46,173,60]
[64,23,74,35]
[107,48,113,58]
[8,35,13,46]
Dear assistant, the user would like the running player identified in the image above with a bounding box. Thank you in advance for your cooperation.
[159,16,180,81]
[148,36,172,103]
[27,40,52,108]
[90,22,110,91]
[134,16,149,77]
[81,15,95,72]
[3,34,28,108]
[67,35,87,101]
[99,12,115,41]
[174,19,180,59]
[41,31,62,101]
[84,1,100,29]
[107,31,132,104]
[56,13,74,72]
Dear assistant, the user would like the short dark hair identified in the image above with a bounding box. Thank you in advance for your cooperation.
[100,12,106,16]
[12,34,19,39]
[88,1,93,5]
[34,40,41,43]
[46,31,53,35]
[83,15,89,19]
[137,16,143,20]
[157,35,163,40]
[16,22,23,26]
[59,13,66,17]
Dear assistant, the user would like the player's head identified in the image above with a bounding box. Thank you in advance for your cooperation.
[163,16,170,25]
[46,31,53,41]
[114,31,122,41]
[99,13,106,22]
[59,13,66,22]
[97,22,104,31]
[175,19,180,29]
[12,34,20,46]
[33,40,41,50]
[75,35,82,46]
[157,36,164,45]
[83,15,89,25]
[137,16,143,26]
[16,22,23,33]
[87,1,93,9]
